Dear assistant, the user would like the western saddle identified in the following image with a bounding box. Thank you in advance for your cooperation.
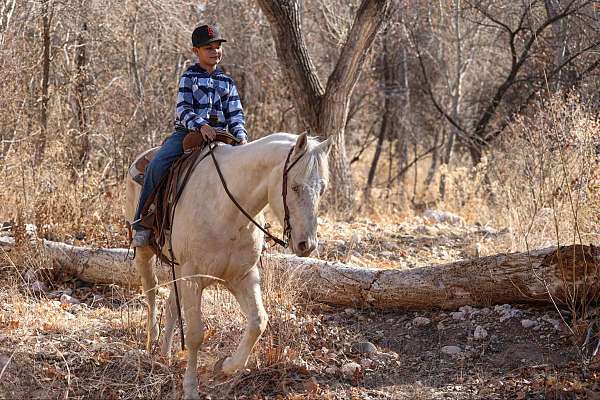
[128,130,238,263]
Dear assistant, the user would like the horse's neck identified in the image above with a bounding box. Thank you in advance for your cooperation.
[212,139,290,220]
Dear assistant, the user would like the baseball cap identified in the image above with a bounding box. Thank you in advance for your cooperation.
[192,25,227,47]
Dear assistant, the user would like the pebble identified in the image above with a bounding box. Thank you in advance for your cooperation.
[63,311,75,320]
[352,341,378,355]
[60,294,80,305]
[474,326,488,340]
[359,358,373,368]
[423,209,464,225]
[413,317,431,326]
[341,362,361,378]
[325,366,338,375]
[459,305,474,315]
[521,319,537,329]
[351,233,363,243]
[451,311,466,320]
[441,346,462,355]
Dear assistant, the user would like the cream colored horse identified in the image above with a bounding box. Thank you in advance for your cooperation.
[125,132,330,399]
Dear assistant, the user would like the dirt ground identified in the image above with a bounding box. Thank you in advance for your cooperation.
[0,213,599,399]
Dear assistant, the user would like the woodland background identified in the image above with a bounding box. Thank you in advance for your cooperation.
[1,1,600,398]
[0,0,599,249]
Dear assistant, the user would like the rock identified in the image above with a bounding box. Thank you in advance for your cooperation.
[459,305,474,316]
[325,366,338,375]
[341,362,361,378]
[496,304,522,322]
[30,280,47,292]
[383,241,399,251]
[415,225,431,235]
[92,294,104,303]
[344,308,356,315]
[441,346,462,355]
[473,326,488,340]
[352,341,377,355]
[542,315,562,330]
[351,233,363,243]
[413,317,431,326]
[380,251,395,259]
[451,311,466,320]
[60,294,80,305]
[359,358,373,368]
[423,209,464,226]
[521,319,537,329]
[63,311,75,320]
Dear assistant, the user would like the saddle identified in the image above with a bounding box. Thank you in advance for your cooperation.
[129,130,238,263]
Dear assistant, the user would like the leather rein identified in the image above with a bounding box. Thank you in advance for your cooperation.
[207,141,305,248]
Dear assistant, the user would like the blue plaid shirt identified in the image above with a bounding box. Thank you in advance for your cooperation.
[174,64,247,141]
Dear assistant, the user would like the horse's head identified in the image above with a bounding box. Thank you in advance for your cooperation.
[271,133,331,257]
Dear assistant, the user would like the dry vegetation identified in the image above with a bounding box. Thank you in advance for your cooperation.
[1,0,600,398]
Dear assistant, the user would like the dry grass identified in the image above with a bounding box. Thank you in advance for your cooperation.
[1,94,600,398]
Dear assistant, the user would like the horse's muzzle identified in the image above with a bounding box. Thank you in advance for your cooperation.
[295,239,316,257]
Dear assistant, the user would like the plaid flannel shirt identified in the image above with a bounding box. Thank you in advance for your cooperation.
[174,64,247,141]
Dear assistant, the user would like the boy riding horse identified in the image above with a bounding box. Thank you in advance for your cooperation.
[131,24,247,247]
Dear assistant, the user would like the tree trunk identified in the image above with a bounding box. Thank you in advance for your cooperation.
[34,0,52,165]
[69,1,89,182]
[257,0,391,210]
[5,238,599,311]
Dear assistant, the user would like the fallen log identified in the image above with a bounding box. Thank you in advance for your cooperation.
[2,238,599,310]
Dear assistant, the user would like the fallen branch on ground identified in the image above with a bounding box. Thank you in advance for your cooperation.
[2,237,598,310]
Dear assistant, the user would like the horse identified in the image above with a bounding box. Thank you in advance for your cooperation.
[125,132,331,399]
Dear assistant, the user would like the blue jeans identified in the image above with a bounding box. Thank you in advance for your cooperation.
[132,131,187,230]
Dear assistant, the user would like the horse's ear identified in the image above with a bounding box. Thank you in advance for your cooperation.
[294,132,308,155]
[314,137,332,156]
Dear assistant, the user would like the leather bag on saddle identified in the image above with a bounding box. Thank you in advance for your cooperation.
[129,130,238,263]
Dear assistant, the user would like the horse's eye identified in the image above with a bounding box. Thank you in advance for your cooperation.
[292,185,300,193]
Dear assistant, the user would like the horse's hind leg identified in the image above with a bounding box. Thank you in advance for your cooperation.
[159,286,178,358]
[180,268,206,400]
[135,246,159,352]
[219,266,268,376]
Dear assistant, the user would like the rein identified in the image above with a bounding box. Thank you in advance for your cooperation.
[207,141,304,248]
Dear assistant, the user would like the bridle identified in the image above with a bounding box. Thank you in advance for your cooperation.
[208,141,306,248]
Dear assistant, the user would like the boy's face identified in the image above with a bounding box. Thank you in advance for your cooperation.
[192,42,223,69]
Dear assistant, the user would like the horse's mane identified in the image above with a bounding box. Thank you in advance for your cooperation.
[256,133,330,185]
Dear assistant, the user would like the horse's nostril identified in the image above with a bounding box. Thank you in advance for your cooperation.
[298,241,308,252]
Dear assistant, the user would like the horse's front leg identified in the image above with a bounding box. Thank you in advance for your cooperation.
[180,267,206,400]
[135,246,159,352]
[218,266,268,376]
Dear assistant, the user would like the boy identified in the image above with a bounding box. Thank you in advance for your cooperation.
[131,24,248,247]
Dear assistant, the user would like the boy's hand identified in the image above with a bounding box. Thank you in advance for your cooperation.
[199,124,217,141]
[236,139,247,146]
